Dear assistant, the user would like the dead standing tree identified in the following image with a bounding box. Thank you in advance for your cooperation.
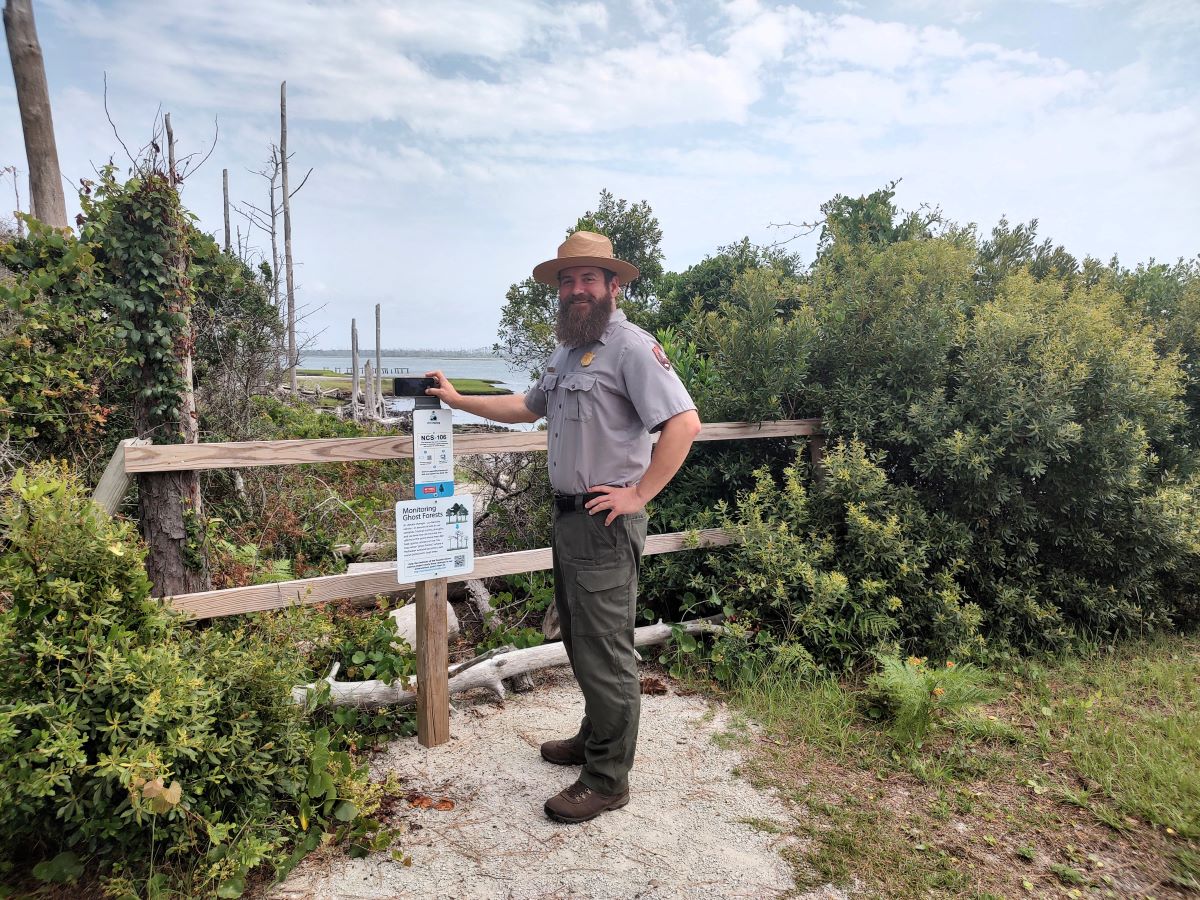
[4,0,67,228]
[96,113,215,595]
[222,167,231,252]
[280,80,297,396]
[96,161,211,594]
[238,136,311,388]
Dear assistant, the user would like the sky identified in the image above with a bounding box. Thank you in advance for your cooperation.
[2,0,1197,350]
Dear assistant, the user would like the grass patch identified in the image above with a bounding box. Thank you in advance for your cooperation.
[1052,641,1200,839]
[727,667,878,759]
[719,633,1200,898]
[1172,845,1200,890]
[447,378,511,395]
[297,367,341,376]
[787,789,973,895]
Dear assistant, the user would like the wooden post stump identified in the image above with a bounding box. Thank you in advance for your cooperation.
[416,576,450,746]
[810,433,826,485]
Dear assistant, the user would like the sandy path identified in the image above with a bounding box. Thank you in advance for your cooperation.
[271,667,841,900]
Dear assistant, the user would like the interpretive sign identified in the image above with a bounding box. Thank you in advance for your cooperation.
[395,496,474,581]
[413,407,454,497]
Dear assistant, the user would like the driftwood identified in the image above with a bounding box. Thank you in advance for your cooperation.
[334,541,387,558]
[464,578,535,693]
[292,616,724,708]
[389,599,459,646]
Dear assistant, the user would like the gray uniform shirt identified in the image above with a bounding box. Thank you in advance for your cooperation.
[524,309,697,495]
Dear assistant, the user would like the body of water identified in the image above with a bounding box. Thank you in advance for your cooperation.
[299,355,537,430]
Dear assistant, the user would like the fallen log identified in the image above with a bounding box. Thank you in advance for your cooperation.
[464,578,534,692]
[292,615,724,708]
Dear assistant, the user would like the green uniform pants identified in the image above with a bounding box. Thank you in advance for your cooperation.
[551,505,649,795]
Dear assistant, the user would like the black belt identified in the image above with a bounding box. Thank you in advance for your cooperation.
[554,492,603,512]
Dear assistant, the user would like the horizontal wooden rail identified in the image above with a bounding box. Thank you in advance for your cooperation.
[164,528,737,619]
[124,419,822,474]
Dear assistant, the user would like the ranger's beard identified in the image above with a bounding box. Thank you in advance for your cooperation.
[555,291,615,348]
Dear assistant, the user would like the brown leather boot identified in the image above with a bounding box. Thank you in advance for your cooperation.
[539,737,586,766]
[544,779,630,823]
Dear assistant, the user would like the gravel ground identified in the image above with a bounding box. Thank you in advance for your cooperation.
[270,666,845,900]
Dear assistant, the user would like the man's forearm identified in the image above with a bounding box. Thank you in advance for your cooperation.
[634,410,702,504]
[449,392,541,424]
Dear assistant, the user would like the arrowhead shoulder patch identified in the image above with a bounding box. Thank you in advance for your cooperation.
[652,343,673,371]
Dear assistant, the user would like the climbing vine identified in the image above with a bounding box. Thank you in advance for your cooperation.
[80,165,195,439]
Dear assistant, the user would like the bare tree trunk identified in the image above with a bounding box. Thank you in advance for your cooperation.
[351,318,361,421]
[4,0,67,229]
[222,167,230,253]
[280,82,297,397]
[138,471,210,596]
[164,113,176,183]
[364,360,377,419]
[136,178,210,597]
[268,147,281,307]
[375,303,383,415]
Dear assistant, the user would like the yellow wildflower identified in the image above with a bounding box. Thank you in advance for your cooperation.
[933,686,946,697]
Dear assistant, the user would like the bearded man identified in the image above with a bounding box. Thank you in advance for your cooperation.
[426,230,701,823]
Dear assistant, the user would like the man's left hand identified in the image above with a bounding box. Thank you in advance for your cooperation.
[585,485,645,526]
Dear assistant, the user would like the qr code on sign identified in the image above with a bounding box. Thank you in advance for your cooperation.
[453,554,466,567]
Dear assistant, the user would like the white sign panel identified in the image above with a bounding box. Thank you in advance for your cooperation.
[395,496,474,581]
[413,407,454,498]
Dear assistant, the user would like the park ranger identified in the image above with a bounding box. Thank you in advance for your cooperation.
[426,230,701,823]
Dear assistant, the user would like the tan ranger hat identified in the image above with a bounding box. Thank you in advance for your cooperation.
[532,230,640,286]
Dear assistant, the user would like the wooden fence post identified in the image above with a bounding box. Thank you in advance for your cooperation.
[416,576,451,746]
[810,433,826,485]
[92,437,151,515]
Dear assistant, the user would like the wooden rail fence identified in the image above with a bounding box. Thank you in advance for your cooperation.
[99,418,823,617]
[95,417,822,747]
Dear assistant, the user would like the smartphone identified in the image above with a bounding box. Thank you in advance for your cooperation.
[393,376,439,397]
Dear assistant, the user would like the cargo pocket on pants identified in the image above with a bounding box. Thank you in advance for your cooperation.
[572,566,634,637]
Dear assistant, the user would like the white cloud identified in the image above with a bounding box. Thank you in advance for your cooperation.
[6,0,1195,347]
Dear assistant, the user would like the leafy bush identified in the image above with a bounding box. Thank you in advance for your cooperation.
[792,206,1199,650]
[220,601,418,758]
[690,267,816,423]
[700,441,982,670]
[474,573,553,653]
[0,465,377,894]
[0,217,126,463]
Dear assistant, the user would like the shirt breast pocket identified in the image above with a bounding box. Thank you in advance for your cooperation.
[560,373,598,422]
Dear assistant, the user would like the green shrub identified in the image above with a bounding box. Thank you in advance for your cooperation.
[704,440,982,670]
[802,218,1199,648]
[0,465,373,894]
[0,218,126,464]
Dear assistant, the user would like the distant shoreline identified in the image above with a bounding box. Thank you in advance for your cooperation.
[305,348,498,358]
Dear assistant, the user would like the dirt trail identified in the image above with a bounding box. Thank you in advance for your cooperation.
[271,667,845,899]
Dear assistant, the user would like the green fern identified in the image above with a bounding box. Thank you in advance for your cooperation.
[867,655,993,747]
